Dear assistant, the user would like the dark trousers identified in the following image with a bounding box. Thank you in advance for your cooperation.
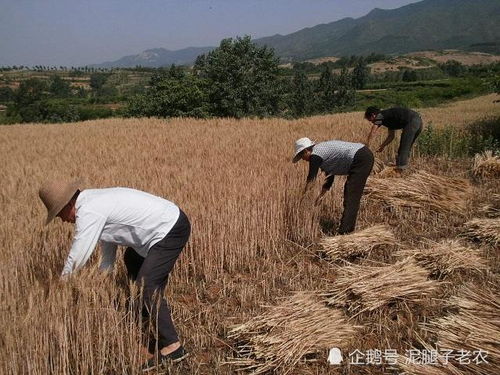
[339,146,374,234]
[397,115,423,169]
[124,209,191,348]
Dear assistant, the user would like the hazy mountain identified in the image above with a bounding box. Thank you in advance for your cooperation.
[93,46,215,68]
[257,0,500,61]
[92,0,500,68]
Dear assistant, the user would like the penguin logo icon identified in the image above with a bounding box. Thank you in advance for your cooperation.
[328,348,342,365]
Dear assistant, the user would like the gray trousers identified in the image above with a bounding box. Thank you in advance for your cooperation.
[339,146,374,234]
[124,209,190,348]
[396,115,423,169]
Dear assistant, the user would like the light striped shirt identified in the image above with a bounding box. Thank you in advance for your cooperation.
[312,140,364,176]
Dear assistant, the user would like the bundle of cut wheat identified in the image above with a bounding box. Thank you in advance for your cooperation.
[399,240,488,278]
[473,151,500,179]
[421,285,500,374]
[374,166,400,178]
[319,225,396,262]
[365,171,472,214]
[323,259,439,315]
[371,157,386,175]
[227,291,359,374]
[462,218,500,246]
[478,194,500,218]
[447,284,500,319]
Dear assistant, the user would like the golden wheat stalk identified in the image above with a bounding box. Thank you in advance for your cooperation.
[319,225,396,262]
[472,151,500,179]
[227,291,359,374]
[398,240,489,278]
[322,258,440,315]
[364,171,472,214]
[462,218,500,246]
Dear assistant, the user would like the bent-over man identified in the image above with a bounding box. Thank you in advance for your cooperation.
[292,138,374,234]
[364,106,423,172]
[38,180,190,370]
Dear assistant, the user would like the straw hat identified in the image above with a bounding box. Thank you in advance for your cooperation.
[292,137,315,163]
[39,179,82,224]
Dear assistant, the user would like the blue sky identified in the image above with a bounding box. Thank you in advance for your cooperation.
[0,0,420,67]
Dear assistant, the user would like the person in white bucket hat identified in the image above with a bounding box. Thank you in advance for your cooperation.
[39,179,190,370]
[293,137,374,234]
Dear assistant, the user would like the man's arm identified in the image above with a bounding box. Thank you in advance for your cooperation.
[303,155,323,196]
[315,174,335,206]
[61,211,107,277]
[377,129,395,152]
[100,241,117,271]
[365,124,380,147]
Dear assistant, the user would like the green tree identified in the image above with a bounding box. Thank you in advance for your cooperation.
[316,65,336,112]
[14,78,47,108]
[402,69,418,82]
[89,72,110,91]
[0,86,14,103]
[126,65,209,118]
[290,70,315,117]
[48,75,72,97]
[351,58,369,89]
[194,36,283,118]
[439,61,467,77]
[334,67,355,108]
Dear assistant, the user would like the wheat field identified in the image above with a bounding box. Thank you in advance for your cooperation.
[0,94,499,374]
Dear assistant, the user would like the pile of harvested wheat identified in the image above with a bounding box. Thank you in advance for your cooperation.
[462,218,500,246]
[371,157,386,175]
[472,151,500,179]
[399,240,488,279]
[319,225,397,262]
[374,166,400,178]
[227,291,359,374]
[420,284,500,374]
[364,171,472,214]
[323,259,440,315]
[478,193,500,218]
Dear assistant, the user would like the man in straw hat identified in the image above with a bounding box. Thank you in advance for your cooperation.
[292,138,374,234]
[364,106,423,173]
[39,179,190,370]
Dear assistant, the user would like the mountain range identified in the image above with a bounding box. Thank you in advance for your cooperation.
[93,0,500,68]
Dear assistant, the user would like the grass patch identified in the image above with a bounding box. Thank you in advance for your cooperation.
[417,116,500,158]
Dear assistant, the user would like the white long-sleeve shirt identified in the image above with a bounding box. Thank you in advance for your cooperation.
[61,188,180,276]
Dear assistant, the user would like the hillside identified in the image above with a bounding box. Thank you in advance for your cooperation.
[93,46,214,68]
[92,0,500,68]
[257,0,500,61]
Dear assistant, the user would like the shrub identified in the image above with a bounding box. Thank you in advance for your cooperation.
[417,117,500,158]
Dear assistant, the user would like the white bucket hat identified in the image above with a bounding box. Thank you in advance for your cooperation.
[292,137,315,163]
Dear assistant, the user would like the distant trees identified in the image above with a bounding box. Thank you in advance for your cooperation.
[289,70,315,117]
[127,37,359,119]
[126,65,209,118]
[316,65,336,112]
[351,58,369,89]
[4,76,114,123]
[439,61,468,77]
[48,75,72,97]
[193,36,283,118]
[0,86,14,103]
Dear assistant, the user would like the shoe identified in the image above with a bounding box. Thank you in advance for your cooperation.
[142,346,189,372]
